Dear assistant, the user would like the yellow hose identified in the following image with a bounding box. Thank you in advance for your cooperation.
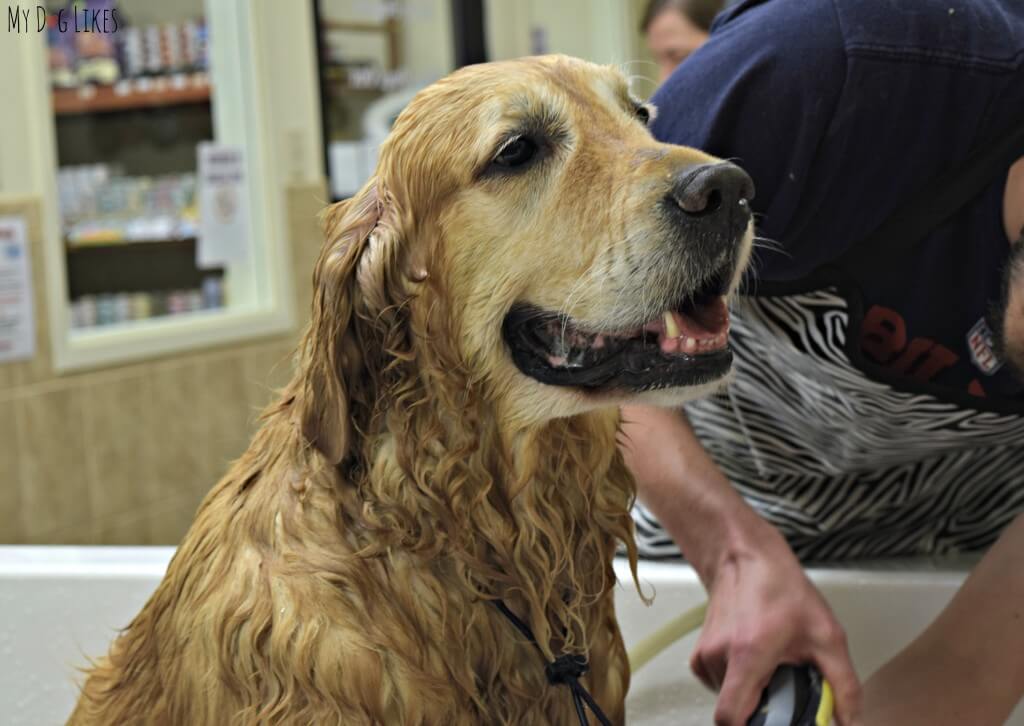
[627,601,708,673]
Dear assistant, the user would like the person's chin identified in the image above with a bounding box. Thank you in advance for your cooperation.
[993,233,1024,381]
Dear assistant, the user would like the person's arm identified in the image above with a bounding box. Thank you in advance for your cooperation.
[861,513,1024,725]
[620,404,863,726]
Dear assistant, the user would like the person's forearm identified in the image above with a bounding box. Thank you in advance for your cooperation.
[621,404,864,725]
[861,513,1024,726]
[619,403,779,584]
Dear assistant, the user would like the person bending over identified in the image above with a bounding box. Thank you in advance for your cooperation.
[621,1,1024,724]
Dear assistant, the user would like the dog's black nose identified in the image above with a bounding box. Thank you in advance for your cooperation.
[671,162,755,219]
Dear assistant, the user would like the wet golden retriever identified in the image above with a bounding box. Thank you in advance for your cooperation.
[70,55,754,725]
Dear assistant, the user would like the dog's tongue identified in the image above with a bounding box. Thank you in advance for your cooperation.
[652,298,730,354]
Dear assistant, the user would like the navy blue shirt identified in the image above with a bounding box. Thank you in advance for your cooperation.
[652,0,1024,403]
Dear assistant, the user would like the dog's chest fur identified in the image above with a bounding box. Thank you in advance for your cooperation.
[70,408,635,725]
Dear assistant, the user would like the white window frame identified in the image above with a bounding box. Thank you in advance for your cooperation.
[1,0,295,372]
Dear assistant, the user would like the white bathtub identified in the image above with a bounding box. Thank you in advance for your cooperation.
[1,547,1020,725]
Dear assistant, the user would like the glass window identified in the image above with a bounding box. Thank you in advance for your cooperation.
[315,0,457,200]
[49,2,218,332]
[35,0,294,370]
[315,0,644,201]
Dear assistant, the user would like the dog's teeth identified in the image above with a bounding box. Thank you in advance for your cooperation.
[663,311,680,338]
[682,336,697,354]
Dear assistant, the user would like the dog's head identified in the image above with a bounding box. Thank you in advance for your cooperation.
[297,55,754,461]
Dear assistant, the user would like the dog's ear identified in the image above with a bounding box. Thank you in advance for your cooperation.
[296,179,405,464]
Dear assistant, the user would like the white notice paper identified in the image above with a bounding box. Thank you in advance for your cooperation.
[196,143,250,268]
[0,217,35,363]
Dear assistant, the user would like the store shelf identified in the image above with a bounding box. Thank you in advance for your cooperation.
[320,18,402,70]
[65,237,195,252]
[53,78,211,115]
[64,237,223,298]
[322,80,387,95]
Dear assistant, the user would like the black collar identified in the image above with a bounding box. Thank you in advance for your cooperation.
[491,599,613,726]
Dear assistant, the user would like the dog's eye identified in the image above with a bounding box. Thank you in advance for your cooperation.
[635,104,651,125]
[493,136,538,169]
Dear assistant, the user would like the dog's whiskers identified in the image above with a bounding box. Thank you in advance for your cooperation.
[752,235,785,253]
[554,248,627,347]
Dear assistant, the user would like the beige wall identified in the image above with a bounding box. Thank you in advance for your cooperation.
[484,0,656,97]
[0,0,330,545]
[626,0,659,99]
[0,184,325,545]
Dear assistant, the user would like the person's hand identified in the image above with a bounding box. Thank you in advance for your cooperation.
[617,405,862,724]
[692,521,863,726]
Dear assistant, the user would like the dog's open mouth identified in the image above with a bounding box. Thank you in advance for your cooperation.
[503,273,733,392]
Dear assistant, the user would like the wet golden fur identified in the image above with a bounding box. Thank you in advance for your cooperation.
[70,56,738,725]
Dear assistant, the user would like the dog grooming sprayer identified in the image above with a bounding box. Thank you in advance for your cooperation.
[627,605,834,726]
[746,664,833,726]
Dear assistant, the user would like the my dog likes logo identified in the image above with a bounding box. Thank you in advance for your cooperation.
[7,3,121,33]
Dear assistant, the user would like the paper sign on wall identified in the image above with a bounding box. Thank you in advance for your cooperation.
[0,217,35,363]
[196,143,251,268]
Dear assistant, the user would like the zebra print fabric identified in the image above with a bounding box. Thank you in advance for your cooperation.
[633,288,1024,563]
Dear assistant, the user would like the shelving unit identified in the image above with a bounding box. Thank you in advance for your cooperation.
[64,237,222,299]
[320,18,402,71]
[52,78,211,115]
[0,0,308,371]
[65,237,194,251]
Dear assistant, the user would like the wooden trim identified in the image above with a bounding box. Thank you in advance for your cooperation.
[52,79,211,115]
